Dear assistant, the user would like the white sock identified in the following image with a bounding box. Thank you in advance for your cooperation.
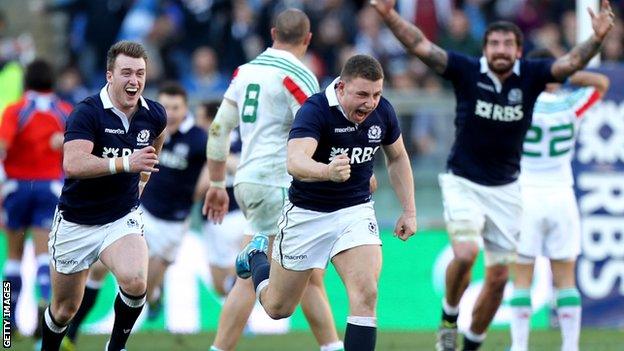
[510,288,531,351]
[556,288,581,351]
[442,297,459,316]
[320,340,344,351]
[209,346,224,351]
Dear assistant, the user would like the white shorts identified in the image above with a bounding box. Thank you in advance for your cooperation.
[518,186,580,262]
[439,173,521,266]
[142,206,187,263]
[234,183,287,236]
[273,201,381,271]
[204,209,248,268]
[49,207,144,274]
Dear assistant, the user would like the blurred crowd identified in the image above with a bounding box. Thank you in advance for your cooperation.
[2,0,624,159]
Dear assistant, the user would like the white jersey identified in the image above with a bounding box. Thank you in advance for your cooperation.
[224,47,320,188]
[520,87,600,187]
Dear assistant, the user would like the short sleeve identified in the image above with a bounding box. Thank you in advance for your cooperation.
[289,99,324,141]
[441,51,479,82]
[152,101,167,136]
[380,99,401,145]
[64,103,98,143]
[223,67,240,103]
[526,58,557,89]
[567,87,600,118]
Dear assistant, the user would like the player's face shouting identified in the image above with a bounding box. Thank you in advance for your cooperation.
[338,77,383,125]
[107,54,146,111]
[483,31,522,75]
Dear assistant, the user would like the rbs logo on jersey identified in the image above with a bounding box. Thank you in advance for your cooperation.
[475,99,524,122]
[329,146,380,164]
[102,147,137,158]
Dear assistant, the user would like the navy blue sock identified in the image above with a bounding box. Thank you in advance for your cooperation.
[36,263,51,302]
[67,285,100,341]
[41,307,68,351]
[108,289,145,351]
[250,251,270,291]
[345,322,376,351]
[463,335,482,350]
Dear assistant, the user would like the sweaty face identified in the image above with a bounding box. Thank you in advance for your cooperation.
[337,77,383,125]
[158,93,188,132]
[106,54,146,113]
[483,31,522,75]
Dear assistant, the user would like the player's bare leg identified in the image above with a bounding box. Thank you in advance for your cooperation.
[437,240,479,351]
[99,234,148,351]
[551,259,580,351]
[209,264,236,297]
[333,245,382,351]
[146,256,169,319]
[65,260,108,346]
[211,277,257,351]
[510,260,534,351]
[41,269,89,350]
[256,262,313,319]
[465,264,509,350]
[301,269,342,348]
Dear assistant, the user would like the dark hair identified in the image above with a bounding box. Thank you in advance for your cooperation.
[526,48,555,60]
[199,101,220,122]
[273,8,310,45]
[158,81,188,102]
[340,54,384,82]
[106,40,148,72]
[483,21,523,48]
[25,59,54,91]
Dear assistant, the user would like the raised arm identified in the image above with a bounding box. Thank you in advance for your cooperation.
[382,136,417,240]
[568,71,610,95]
[370,0,448,74]
[551,0,615,80]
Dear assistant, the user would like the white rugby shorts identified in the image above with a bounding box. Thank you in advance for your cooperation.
[49,207,144,274]
[518,185,580,262]
[273,200,381,271]
[439,173,522,266]
[204,209,248,268]
[141,206,187,263]
[234,183,287,236]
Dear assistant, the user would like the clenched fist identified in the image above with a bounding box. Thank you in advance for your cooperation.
[327,154,351,182]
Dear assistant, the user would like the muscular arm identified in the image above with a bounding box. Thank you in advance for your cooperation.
[382,136,416,216]
[568,71,610,95]
[551,36,603,81]
[287,137,329,182]
[551,0,615,80]
[375,6,448,73]
[63,139,113,179]
[206,98,239,182]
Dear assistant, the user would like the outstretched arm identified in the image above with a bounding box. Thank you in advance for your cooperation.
[370,0,448,74]
[569,71,610,95]
[551,0,615,80]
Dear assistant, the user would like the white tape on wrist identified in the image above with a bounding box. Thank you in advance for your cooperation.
[210,180,226,189]
[122,156,131,172]
[109,158,118,174]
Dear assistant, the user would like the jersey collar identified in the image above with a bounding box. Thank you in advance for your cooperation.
[99,84,149,132]
[264,47,301,64]
[178,114,195,134]
[325,76,349,120]
[479,57,521,93]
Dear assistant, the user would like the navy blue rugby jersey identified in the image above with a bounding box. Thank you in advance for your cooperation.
[288,79,401,212]
[442,51,557,185]
[141,116,207,221]
[58,87,167,225]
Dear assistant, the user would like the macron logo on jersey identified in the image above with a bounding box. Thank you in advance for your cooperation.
[334,126,356,133]
[475,99,524,122]
[329,146,380,164]
[105,128,125,134]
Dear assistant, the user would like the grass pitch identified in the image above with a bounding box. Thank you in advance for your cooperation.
[13,329,623,350]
